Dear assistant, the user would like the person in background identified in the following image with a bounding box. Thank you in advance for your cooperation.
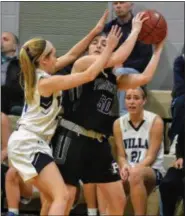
[159,46,185,216]
[1,32,24,115]
[112,86,165,215]
[1,32,24,164]
[104,2,153,116]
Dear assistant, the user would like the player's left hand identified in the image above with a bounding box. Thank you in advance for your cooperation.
[132,12,149,34]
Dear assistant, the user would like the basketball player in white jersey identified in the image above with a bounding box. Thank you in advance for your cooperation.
[112,86,165,215]
[4,11,111,216]
[6,24,122,216]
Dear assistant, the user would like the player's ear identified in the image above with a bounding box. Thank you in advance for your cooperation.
[143,98,147,106]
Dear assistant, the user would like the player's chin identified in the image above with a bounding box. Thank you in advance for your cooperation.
[128,109,137,114]
[93,51,101,55]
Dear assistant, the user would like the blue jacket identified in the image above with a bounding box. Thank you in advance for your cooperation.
[1,56,24,115]
[172,55,185,99]
[169,54,185,160]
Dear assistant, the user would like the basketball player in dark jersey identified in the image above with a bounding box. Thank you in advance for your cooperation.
[52,12,166,215]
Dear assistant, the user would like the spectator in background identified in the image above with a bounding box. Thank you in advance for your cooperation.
[1,32,24,164]
[159,46,185,216]
[104,2,153,115]
[1,32,24,115]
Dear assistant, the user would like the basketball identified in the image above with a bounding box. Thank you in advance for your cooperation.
[138,10,167,44]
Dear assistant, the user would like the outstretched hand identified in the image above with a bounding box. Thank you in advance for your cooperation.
[132,12,149,34]
[106,25,123,50]
[93,9,109,35]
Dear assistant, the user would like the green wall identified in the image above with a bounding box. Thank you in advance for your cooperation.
[20,2,108,55]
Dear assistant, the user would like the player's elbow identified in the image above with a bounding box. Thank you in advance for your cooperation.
[139,75,152,86]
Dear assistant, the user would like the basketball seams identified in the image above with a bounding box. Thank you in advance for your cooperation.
[141,14,162,43]
[138,10,167,44]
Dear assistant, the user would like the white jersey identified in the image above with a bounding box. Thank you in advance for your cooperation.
[18,69,62,143]
[119,110,165,176]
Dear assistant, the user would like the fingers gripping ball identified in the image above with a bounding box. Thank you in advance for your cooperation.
[138,10,167,44]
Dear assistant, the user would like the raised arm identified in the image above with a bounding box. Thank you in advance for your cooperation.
[107,12,148,67]
[117,38,166,90]
[70,12,148,72]
[55,10,109,71]
[39,26,121,97]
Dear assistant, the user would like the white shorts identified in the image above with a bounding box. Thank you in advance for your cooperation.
[8,128,53,182]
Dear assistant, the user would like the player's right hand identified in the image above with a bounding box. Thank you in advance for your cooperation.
[173,158,183,169]
[106,25,122,51]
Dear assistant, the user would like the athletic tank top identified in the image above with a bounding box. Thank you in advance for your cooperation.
[62,68,119,135]
[18,69,62,142]
[119,110,165,175]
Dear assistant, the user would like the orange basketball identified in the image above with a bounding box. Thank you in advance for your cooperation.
[138,10,167,44]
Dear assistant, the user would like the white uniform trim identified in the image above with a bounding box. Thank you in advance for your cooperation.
[8,69,62,181]
[18,69,62,142]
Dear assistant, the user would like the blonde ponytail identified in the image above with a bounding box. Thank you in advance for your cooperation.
[19,38,49,104]
[19,47,36,104]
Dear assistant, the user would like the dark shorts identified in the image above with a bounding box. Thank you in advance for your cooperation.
[32,152,54,174]
[51,126,120,186]
[153,168,163,186]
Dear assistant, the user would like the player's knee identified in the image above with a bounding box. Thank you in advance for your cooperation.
[129,167,143,185]
[54,187,69,204]
[42,197,52,210]
[41,193,53,205]
[6,167,19,183]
